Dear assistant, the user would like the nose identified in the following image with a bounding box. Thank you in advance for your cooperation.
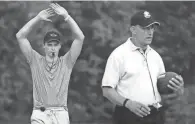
[51,46,55,51]
[148,28,154,35]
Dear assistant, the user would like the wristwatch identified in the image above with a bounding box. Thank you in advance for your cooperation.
[123,99,129,107]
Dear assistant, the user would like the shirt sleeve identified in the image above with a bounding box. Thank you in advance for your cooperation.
[61,51,74,69]
[26,48,41,66]
[158,56,166,77]
[102,52,121,88]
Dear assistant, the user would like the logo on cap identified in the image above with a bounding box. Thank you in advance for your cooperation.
[50,33,57,37]
[144,11,151,18]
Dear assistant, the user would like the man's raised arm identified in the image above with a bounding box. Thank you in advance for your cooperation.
[16,8,55,58]
[50,3,85,64]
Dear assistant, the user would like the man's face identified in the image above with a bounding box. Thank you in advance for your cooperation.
[134,24,156,46]
[44,40,61,57]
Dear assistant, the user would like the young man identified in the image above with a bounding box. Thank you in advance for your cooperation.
[102,10,184,124]
[16,3,84,124]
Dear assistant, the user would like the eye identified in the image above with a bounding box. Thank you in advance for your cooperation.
[48,44,52,46]
[54,43,59,46]
[143,26,155,31]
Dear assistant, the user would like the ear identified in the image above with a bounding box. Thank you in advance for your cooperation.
[130,26,136,34]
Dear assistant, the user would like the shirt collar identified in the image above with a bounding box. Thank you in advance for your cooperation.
[127,37,151,52]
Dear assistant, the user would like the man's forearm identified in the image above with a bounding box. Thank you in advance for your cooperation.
[102,87,127,106]
[65,16,84,40]
[16,16,41,39]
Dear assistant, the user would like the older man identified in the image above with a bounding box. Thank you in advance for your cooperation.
[102,10,184,124]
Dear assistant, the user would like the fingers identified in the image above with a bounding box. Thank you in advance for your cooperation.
[46,8,55,16]
[127,101,151,118]
[172,76,183,86]
[133,107,145,117]
[135,108,148,117]
[140,104,151,112]
[44,8,55,15]
[47,12,55,17]
[49,3,60,14]
[50,3,60,10]
[135,104,151,117]
[46,8,54,13]
[140,105,150,114]
[140,107,150,115]
[168,75,184,92]
[56,3,61,7]
[50,3,57,9]
[135,109,145,117]
[175,75,184,86]
[45,19,52,22]
[168,80,180,91]
[45,8,53,11]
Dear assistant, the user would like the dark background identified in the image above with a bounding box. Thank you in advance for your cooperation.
[0,1,195,124]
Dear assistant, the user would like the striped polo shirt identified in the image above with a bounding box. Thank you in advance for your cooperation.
[26,49,74,108]
[102,38,165,105]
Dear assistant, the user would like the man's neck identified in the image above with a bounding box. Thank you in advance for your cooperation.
[45,55,58,64]
[131,37,148,51]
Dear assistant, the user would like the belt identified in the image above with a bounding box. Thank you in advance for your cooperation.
[114,105,165,120]
[148,105,164,112]
[115,105,164,116]
[34,106,68,112]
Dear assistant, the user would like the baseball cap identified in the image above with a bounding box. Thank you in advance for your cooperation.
[44,31,61,44]
[131,10,160,27]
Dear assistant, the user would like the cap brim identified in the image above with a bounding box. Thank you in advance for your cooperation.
[46,39,60,43]
[145,21,160,27]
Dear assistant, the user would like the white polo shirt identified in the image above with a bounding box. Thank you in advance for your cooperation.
[102,38,165,105]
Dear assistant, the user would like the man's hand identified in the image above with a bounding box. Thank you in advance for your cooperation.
[160,75,184,108]
[125,100,151,118]
[168,75,184,95]
[37,8,55,22]
[50,3,69,18]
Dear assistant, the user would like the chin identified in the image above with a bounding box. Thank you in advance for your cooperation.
[146,39,152,44]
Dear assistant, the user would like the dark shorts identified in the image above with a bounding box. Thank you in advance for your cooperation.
[113,105,165,124]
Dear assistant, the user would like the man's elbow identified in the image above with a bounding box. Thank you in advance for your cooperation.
[80,34,85,41]
[102,87,111,98]
[16,31,26,40]
[77,32,85,41]
[16,32,20,39]
[16,32,23,40]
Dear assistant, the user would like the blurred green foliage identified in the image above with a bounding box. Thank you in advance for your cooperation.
[0,1,195,124]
